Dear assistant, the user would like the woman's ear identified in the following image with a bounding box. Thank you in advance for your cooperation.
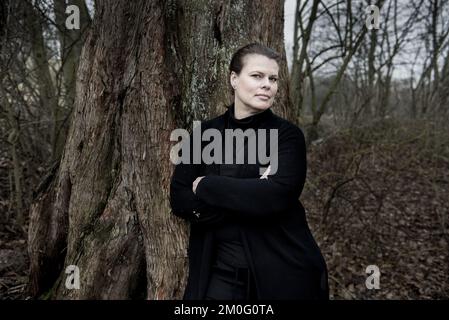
[230,71,237,89]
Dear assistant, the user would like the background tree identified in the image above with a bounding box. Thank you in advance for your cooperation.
[0,0,91,229]
[290,0,387,142]
[286,0,449,299]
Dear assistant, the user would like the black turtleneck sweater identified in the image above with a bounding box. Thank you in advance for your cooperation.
[212,105,271,270]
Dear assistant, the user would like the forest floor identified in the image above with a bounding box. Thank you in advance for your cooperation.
[304,118,449,299]
[0,118,448,300]
[0,223,29,299]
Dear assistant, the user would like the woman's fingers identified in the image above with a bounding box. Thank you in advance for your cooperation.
[192,176,205,194]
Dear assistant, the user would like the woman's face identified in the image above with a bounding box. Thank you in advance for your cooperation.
[230,54,279,114]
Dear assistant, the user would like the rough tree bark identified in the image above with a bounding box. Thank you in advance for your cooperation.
[28,0,291,299]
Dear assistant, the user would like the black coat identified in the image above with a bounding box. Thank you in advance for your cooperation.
[169,104,329,300]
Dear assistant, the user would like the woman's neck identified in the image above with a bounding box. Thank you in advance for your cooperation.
[234,100,265,120]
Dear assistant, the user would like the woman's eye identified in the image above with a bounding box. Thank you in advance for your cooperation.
[270,78,278,82]
[252,74,261,78]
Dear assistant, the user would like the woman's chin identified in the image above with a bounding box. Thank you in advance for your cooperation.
[247,100,272,110]
[254,102,272,110]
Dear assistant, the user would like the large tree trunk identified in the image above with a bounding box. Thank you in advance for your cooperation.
[28,0,290,299]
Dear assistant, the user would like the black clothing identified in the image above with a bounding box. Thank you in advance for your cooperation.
[212,105,263,269]
[169,103,329,300]
[205,262,257,300]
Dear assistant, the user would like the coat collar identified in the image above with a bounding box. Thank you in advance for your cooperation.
[225,103,273,129]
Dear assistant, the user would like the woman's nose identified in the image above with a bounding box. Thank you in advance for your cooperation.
[261,77,271,89]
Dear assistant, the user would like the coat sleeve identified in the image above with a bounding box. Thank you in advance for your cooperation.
[195,125,307,219]
[169,131,226,228]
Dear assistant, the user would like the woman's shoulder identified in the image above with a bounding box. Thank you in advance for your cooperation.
[199,113,226,131]
[270,113,306,141]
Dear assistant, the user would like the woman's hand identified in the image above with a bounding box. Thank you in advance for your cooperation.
[192,176,205,194]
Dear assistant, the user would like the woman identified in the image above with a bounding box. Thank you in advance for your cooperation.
[170,43,329,300]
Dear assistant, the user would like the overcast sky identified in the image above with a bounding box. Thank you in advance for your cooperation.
[284,0,296,71]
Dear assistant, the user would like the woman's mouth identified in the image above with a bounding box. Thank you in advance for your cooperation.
[256,95,270,100]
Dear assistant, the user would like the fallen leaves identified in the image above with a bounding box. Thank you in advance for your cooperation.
[304,120,449,299]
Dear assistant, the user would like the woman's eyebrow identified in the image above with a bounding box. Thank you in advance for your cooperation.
[250,71,278,77]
